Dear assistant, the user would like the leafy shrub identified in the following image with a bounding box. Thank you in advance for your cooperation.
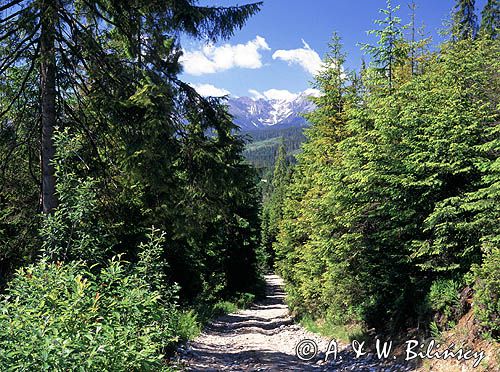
[472,246,500,339]
[194,292,257,326]
[427,279,462,330]
[301,315,365,342]
[136,226,172,294]
[40,128,112,263]
[175,310,202,340]
[429,321,441,340]
[235,292,256,309]
[0,257,179,371]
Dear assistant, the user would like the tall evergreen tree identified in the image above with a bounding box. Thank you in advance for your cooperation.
[361,0,407,90]
[480,0,499,38]
[261,143,291,268]
[453,0,479,40]
[409,1,417,75]
[0,0,265,299]
[0,0,262,215]
[274,19,499,336]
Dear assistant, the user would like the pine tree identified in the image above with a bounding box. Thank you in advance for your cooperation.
[480,0,499,38]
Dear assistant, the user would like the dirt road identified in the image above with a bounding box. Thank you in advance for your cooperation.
[176,275,409,371]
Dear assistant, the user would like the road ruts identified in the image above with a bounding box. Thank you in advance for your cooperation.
[175,275,411,372]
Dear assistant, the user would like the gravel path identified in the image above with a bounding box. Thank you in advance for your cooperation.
[176,275,410,371]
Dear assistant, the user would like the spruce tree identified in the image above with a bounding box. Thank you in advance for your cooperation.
[261,143,291,268]
[361,0,407,90]
[1,0,265,299]
[480,0,499,38]
[275,22,499,334]
[453,0,479,40]
[0,0,262,214]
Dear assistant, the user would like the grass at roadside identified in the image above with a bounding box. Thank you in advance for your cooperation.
[176,291,261,342]
[300,315,367,343]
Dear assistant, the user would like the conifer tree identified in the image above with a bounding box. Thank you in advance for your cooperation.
[274,21,499,334]
[480,0,499,38]
[453,0,479,40]
[273,33,357,321]
[409,2,417,75]
[261,143,291,267]
[361,0,407,90]
[1,0,265,299]
[0,0,262,214]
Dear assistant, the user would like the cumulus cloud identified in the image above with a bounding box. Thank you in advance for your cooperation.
[190,83,230,97]
[248,88,321,101]
[272,40,323,75]
[181,36,270,76]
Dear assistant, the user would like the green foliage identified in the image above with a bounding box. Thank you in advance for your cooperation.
[243,126,306,174]
[273,20,499,338]
[0,257,179,371]
[0,64,41,283]
[361,0,408,89]
[427,279,461,314]
[260,144,292,268]
[480,0,500,39]
[0,2,268,372]
[136,227,170,293]
[301,315,366,343]
[39,129,112,263]
[193,292,257,326]
[0,3,266,370]
[175,310,202,341]
[427,279,462,330]
[1,0,264,308]
[453,0,479,40]
[472,246,500,339]
[429,321,442,340]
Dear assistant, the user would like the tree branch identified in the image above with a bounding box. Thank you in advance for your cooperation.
[0,0,25,13]
[0,43,39,119]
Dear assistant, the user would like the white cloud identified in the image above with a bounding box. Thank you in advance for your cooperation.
[303,88,322,97]
[248,89,266,100]
[262,89,298,101]
[181,36,270,76]
[190,83,230,97]
[248,88,322,101]
[272,40,323,75]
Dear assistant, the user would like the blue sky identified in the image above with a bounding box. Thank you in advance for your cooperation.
[180,0,487,99]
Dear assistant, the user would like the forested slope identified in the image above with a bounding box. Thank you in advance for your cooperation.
[243,126,306,173]
[265,0,500,345]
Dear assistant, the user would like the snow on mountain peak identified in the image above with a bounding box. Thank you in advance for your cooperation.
[228,89,318,131]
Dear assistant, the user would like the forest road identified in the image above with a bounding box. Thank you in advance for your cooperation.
[176,274,410,371]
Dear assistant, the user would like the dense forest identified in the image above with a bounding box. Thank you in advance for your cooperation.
[243,126,306,173]
[0,0,498,370]
[263,0,499,344]
[0,0,264,369]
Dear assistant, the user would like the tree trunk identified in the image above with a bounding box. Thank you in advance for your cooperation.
[40,0,58,214]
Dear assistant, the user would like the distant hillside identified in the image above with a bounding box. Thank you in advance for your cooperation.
[242,126,307,173]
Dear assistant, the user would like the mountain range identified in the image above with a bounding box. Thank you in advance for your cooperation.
[227,90,317,131]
